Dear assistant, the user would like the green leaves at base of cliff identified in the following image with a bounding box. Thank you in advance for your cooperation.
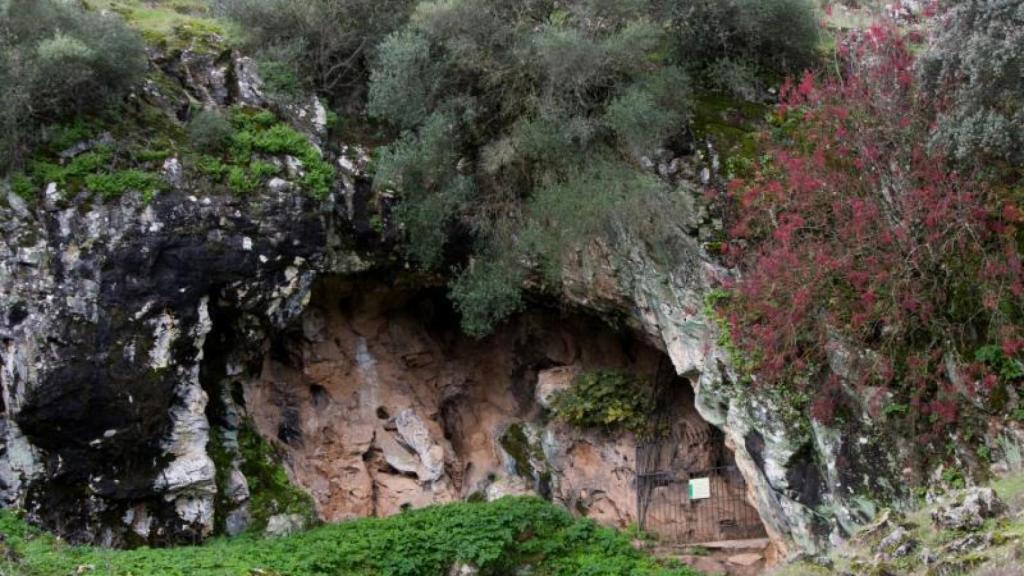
[0,497,697,576]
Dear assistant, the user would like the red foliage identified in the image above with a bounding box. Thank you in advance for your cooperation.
[719,25,1023,429]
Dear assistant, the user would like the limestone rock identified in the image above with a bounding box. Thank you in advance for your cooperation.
[233,54,266,107]
[535,366,579,409]
[876,526,913,558]
[727,552,763,566]
[224,507,251,537]
[942,532,993,556]
[162,157,184,189]
[224,469,250,504]
[932,487,1007,531]
[485,476,532,501]
[268,177,292,193]
[395,410,445,483]
[265,513,307,537]
[379,430,423,478]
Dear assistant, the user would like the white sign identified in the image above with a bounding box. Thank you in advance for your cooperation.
[688,477,711,500]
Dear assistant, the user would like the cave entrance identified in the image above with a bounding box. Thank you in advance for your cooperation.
[237,275,768,542]
[635,363,765,544]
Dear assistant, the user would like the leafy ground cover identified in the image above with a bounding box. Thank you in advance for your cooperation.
[0,497,698,576]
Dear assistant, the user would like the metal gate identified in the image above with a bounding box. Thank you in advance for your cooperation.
[635,360,765,543]
[636,459,765,543]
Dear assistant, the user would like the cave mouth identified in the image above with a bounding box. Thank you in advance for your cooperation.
[228,275,766,541]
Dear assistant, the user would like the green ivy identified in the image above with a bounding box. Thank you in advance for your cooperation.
[235,421,317,533]
[12,146,167,202]
[10,173,37,201]
[882,403,909,418]
[83,169,167,201]
[703,288,757,385]
[975,345,1024,383]
[193,107,335,198]
[551,370,663,439]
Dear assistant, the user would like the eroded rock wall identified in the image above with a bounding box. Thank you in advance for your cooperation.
[556,230,907,557]
[235,277,727,530]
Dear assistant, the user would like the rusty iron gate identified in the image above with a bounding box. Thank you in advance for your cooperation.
[636,359,765,543]
[636,459,765,543]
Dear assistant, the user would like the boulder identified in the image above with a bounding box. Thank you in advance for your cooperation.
[932,487,1007,531]
[264,513,307,537]
[875,525,917,560]
[942,532,993,556]
[224,507,251,537]
[394,410,445,482]
[876,526,909,554]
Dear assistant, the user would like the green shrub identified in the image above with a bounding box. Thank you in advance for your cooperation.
[524,160,677,282]
[9,172,36,201]
[249,159,280,179]
[733,0,820,74]
[195,154,230,179]
[226,165,257,194]
[669,0,820,81]
[373,111,467,266]
[449,254,526,338]
[40,118,103,154]
[0,0,147,172]
[365,30,437,130]
[606,87,685,156]
[191,108,335,198]
[368,0,694,335]
[188,109,234,153]
[254,41,306,101]
[0,497,697,576]
[918,0,1024,169]
[215,0,415,104]
[551,370,661,438]
[12,151,167,204]
[975,345,1024,384]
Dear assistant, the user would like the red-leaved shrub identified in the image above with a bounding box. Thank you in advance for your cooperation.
[718,24,1023,432]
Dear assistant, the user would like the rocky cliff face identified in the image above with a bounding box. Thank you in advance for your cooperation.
[554,232,907,557]
[0,46,905,557]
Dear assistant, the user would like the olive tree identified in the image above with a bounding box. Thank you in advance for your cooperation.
[919,0,1024,168]
[368,0,693,335]
[0,0,146,172]
[216,0,415,105]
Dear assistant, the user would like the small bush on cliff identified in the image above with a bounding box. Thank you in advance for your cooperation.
[189,107,335,198]
[235,421,317,533]
[0,0,147,172]
[551,370,662,438]
[10,144,167,203]
[188,109,234,154]
[716,24,1024,443]
[0,497,697,576]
